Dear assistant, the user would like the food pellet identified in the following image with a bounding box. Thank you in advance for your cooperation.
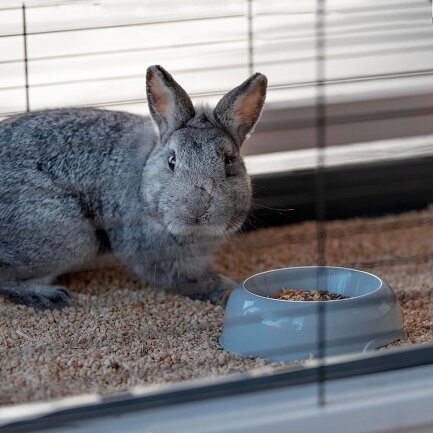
[270,288,349,301]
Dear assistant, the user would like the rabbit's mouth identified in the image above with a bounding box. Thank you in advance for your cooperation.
[165,212,246,238]
[166,217,229,238]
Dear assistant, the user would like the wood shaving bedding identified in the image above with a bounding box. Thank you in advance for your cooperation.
[1,205,432,406]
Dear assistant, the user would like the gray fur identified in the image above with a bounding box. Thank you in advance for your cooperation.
[0,65,267,309]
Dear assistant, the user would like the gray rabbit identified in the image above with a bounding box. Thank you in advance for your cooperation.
[0,65,267,309]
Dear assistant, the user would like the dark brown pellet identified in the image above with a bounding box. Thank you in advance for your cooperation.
[270,288,349,301]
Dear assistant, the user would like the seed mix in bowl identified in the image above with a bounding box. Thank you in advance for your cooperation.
[270,288,349,301]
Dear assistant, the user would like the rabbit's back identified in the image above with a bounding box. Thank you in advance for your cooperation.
[0,108,155,193]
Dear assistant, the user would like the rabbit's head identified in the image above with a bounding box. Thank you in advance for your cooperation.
[143,65,267,239]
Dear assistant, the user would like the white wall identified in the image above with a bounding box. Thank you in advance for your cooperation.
[1,0,432,116]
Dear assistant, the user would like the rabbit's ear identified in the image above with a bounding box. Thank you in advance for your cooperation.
[146,65,195,142]
[214,73,267,147]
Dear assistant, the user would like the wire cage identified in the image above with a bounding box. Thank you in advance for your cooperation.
[0,0,433,430]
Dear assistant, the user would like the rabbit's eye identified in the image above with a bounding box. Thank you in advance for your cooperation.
[224,155,234,165]
[168,152,176,171]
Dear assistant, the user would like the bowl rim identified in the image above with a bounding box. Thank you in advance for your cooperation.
[242,265,385,303]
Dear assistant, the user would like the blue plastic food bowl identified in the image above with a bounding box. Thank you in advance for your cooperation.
[220,266,406,362]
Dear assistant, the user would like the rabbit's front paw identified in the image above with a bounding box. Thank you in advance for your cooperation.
[187,275,236,305]
[29,285,73,309]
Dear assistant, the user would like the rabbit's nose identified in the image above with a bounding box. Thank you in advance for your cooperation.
[191,185,212,220]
